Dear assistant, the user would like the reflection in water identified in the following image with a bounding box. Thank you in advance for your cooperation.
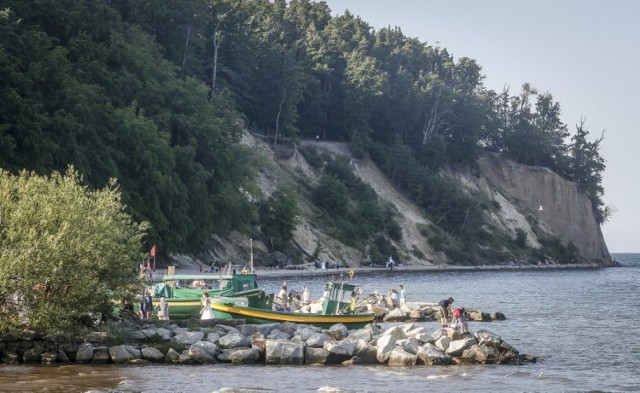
[0,364,129,392]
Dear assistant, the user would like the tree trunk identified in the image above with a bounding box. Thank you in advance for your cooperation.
[273,85,287,149]
[210,18,224,100]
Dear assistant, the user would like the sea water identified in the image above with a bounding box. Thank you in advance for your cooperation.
[2,254,639,392]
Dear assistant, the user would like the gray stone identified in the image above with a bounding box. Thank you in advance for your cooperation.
[178,350,194,364]
[376,334,396,364]
[355,342,379,364]
[188,341,218,364]
[23,345,44,363]
[435,336,451,352]
[76,343,94,364]
[83,332,108,344]
[108,345,142,364]
[462,344,501,364]
[165,348,180,363]
[305,333,329,348]
[305,347,330,364]
[388,347,417,367]
[172,331,205,345]
[41,352,57,364]
[474,330,502,348]
[265,340,304,365]
[445,337,477,357]
[324,340,356,363]
[2,349,19,363]
[91,347,110,364]
[266,329,292,340]
[218,332,251,349]
[237,323,280,337]
[141,347,165,362]
[381,325,407,340]
[348,329,372,342]
[400,337,420,355]
[206,332,221,344]
[228,348,260,364]
[324,323,349,341]
[57,349,70,363]
[383,308,409,322]
[417,343,451,366]
[279,322,298,335]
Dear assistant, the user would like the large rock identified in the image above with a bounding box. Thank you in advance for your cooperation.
[218,332,251,349]
[434,336,451,352]
[462,344,501,364]
[383,308,409,322]
[237,323,280,337]
[91,347,110,364]
[22,346,44,363]
[399,337,420,355]
[141,347,165,362]
[265,340,304,365]
[41,352,57,364]
[216,347,260,364]
[381,326,407,340]
[206,332,221,343]
[188,341,218,364]
[445,337,477,357]
[109,345,142,364]
[267,329,292,340]
[324,324,349,341]
[292,327,318,342]
[348,328,372,342]
[56,349,70,363]
[165,348,180,363]
[172,331,205,345]
[354,342,378,364]
[474,330,502,348]
[416,343,451,366]
[76,343,94,364]
[305,347,330,364]
[376,335,396,364]
[305,333,329,348]
[388,347,417,367]
[324,340,356,363]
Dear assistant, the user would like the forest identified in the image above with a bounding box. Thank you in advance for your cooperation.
[0,0,608,263]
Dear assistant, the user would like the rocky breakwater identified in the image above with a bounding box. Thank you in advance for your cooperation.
[0,321,538,366]
[371,300,506,323]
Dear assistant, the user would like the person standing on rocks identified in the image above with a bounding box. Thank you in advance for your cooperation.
[156,297,169,320]
[141,291,153,320]
[399,285,406,307]
[438,297,454,328]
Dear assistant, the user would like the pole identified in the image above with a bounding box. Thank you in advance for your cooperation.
[250,238,254,273]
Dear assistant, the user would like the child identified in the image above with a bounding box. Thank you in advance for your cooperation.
[451,307,469,333]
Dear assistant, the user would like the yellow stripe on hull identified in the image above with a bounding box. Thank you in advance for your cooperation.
[212,303,375,325]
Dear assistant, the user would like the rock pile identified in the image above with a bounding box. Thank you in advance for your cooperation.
[0,321,538,366]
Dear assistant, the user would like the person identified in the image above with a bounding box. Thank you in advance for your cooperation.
[451,307,469,333]
[389,288,398,308]
[141,291,153,320]
[386,256,395,270]
[438,297,454,328]
[119,298,135,321]
[399,285,407,307]
[200,292,215,320]
[156,297,169,320]
[278,285,288,309]
[301,286,310,304]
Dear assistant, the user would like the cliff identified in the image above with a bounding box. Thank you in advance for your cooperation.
[171,136,611,268]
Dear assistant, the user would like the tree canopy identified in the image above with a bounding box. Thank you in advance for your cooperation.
[0,168,147,333]
[0,0,609,263]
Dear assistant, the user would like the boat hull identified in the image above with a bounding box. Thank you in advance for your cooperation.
[211,302,376,329]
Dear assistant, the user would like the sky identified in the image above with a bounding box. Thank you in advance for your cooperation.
[324,0,640,253]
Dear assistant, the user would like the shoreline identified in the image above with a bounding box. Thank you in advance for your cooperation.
[156,262,611,280]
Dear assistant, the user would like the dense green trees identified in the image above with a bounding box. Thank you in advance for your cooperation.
[0,0,608,262]
[0,168,146,333]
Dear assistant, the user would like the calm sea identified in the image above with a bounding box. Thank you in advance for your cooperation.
[2,254,639,392]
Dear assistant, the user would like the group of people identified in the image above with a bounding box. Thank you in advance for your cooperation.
[388,284,407,308]
[438,297,469,333]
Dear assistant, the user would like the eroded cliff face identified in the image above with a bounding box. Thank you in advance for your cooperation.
[474,154,611,264]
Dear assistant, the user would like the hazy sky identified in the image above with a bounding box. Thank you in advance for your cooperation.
[324,0,639,252]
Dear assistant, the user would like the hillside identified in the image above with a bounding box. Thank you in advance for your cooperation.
[170,132,612,270]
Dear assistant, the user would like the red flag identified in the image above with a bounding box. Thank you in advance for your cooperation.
[150,245,156,257]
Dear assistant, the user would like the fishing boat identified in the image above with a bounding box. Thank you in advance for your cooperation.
[149,272,262,319]
[211,281,377,329]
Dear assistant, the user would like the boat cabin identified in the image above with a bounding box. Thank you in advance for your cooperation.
[322,281,360,315]
[154,273,258,298]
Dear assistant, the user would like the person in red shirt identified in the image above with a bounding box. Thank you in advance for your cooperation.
[451,307,469,333]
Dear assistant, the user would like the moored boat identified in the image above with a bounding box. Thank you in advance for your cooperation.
[211,281,377,329]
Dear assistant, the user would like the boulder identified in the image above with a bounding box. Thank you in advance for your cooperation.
[305,347,330,364]
[354,342,378,364]
[363,323,381,336]
[23,345,44,363]
[56,349,70,363]
[462,344,500,364]
[293,327,318,342]
[251,333,266,353]
[172,331,205,345]
[416,343,451,366]
[109,345,142,364]
[2,349,20,363]
[381,326,407,340]
[267,329,292,340]
[383,308,409,322]
[306,333,329,348]
[76,343,94,364]
[434,336,451,352]
[141,347,165,362]
[388,347,417,367]
[279,322,298,335]
[445,328,464,341]
[91,347,110,364]
[348,328,372,342]
[324,340,356,363]
[228,348,260,364]
[265,340,304,365]
[218,332,251,349]
[474,330,502,348]
[156,328,172,340]
[324,324,349,341]
[188,341,218,364]
[178,350,194,364]
[445,337,477,357]
[83,332,108,344]
[376,335,396,364]
[399,337,420,355]
[206,332,221,343]
[237,323,280,337]
[164,348,180,363]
